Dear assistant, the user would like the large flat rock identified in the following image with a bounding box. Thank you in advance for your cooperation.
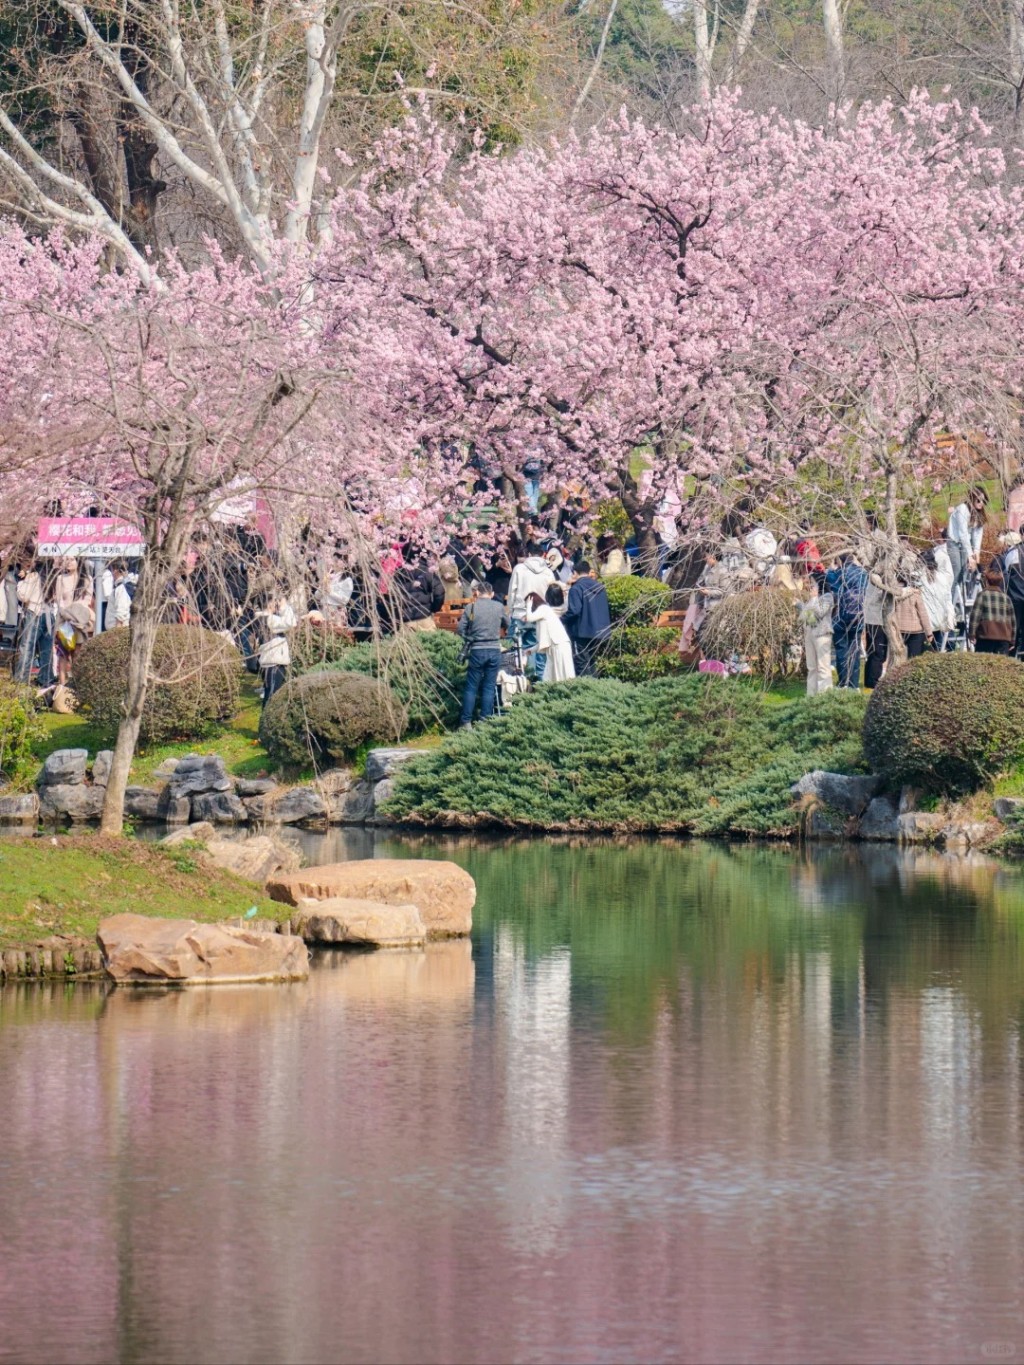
[268,858,475,938]
[202,834,300,884]
[293,896,425,948]
[97,913,308,984]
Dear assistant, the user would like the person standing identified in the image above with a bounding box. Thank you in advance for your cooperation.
[390,546,445,632]
[947,484,988,623]
[506,542,555,679]
[918,544,956,652]
[596,533,631,578]
[1000,526,1024,658]
[892,579,933,658]
[457,581,509,726]
[798,580,834,696]
[258,593,298,707]
[525,586,576,682]
[969,566,1017,655]
[825,554,868,687]
[563,561,611,677]
[862,578,888,689]
[13,558,46,684]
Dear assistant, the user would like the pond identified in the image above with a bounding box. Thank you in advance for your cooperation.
[2,835,1024,1365]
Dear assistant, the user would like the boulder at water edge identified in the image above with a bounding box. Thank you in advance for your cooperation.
[202,834,300,884]
[97,913,308,984]
[293,896,426,948]
[267,859,475,938]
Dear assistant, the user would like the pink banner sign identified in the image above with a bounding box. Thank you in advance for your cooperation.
[37,516,144,559]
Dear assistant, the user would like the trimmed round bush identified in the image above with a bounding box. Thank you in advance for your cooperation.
[75,625,241,743]
[307,629,466,733]
[863,651,1024,794]
[260,670,405,766]
[604,575,672,624]
[701,588,798,678]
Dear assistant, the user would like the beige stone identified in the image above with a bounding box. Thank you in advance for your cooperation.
[267,858,475,937]
[293,896,425,948]
[160,822,216,847]
[97,913,309,984]
[201,834,300,885]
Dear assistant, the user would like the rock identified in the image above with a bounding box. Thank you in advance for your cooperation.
[152,757,181,781]
[898,786,924,815]
[163,794,192,824]
[38,748,89,787]
[372,778,394,813]
[91,750,113,786]
[97,913,309,984]
[941,820,993,850]
[897,812,946,844]
[293,896,426,948]
[124,786,165,821]
[203,834,300,884]
[39,783,106,822]
[190,791,249,824]
[994,797,1024,823]
[167,754,233,799]
[0,793,39,825]
[268,858,475,938]
[161,822,216,847]
[806,803,848,840]
[319,768,355,797]
[245,785,325,825]
[857,794,900,842]
[364,748,421,784]
[791,770,882,817]
[329,778,375,825]
[236,777,278,798]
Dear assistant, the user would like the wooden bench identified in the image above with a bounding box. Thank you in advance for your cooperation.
[654,610,688,630]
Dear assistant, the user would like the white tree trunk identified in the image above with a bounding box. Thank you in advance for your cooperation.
[723,0,762,86]
[284,7,338,243]
[693,0,717,102]
[1010,0,1024,123]
[822,0,846,107]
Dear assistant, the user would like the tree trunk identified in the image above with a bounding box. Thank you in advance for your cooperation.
[693,1,716,103]
[1011,1,1024,124]
[822,0,846,108]
[99,560,168,835]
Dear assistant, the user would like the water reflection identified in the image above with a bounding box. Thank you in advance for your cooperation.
[2,839,1024,1364]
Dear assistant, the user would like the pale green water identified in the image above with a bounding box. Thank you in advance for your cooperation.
[2,836,1024,1364]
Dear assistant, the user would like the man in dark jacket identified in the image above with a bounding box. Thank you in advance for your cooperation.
[824,554,868,688]
[390,549,445,630]
[564,561,611,676]
[457,582,510,725]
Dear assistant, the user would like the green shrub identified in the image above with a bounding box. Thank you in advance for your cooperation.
[597,626,686,683]
[310,629,466,733]
[385,676,867,836]
[863,651,1024,794]
[75,625,241,743]
[701,588,798,678]
[0,679,44,787]
[291,621,355,673]
[591,498,634,546]
[259,670,405,767]
[603,575,672,625]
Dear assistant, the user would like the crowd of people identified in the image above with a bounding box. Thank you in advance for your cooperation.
[685,486,1024,693]
[6,480,1024,723]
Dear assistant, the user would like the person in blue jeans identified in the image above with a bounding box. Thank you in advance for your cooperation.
[824,553,868,688]
[457,582,510,726]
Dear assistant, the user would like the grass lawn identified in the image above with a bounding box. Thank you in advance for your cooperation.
[28,678,288,788]
[0,834,285,951]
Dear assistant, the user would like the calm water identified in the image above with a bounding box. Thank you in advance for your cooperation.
[3,835,1024,1365]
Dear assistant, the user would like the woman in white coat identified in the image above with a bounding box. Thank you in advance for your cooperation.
[917,544,955,651]
[525,586,576,682]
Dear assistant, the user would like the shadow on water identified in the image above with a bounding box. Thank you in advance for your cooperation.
[4,833,1024,1364]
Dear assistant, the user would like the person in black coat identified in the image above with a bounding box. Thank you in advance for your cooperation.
[563,561,611,676]
[389,545,445,630]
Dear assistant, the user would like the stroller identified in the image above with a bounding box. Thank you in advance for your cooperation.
[496,637,530,712]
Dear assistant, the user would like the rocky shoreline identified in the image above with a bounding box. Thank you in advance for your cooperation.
[0,745,422,832]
